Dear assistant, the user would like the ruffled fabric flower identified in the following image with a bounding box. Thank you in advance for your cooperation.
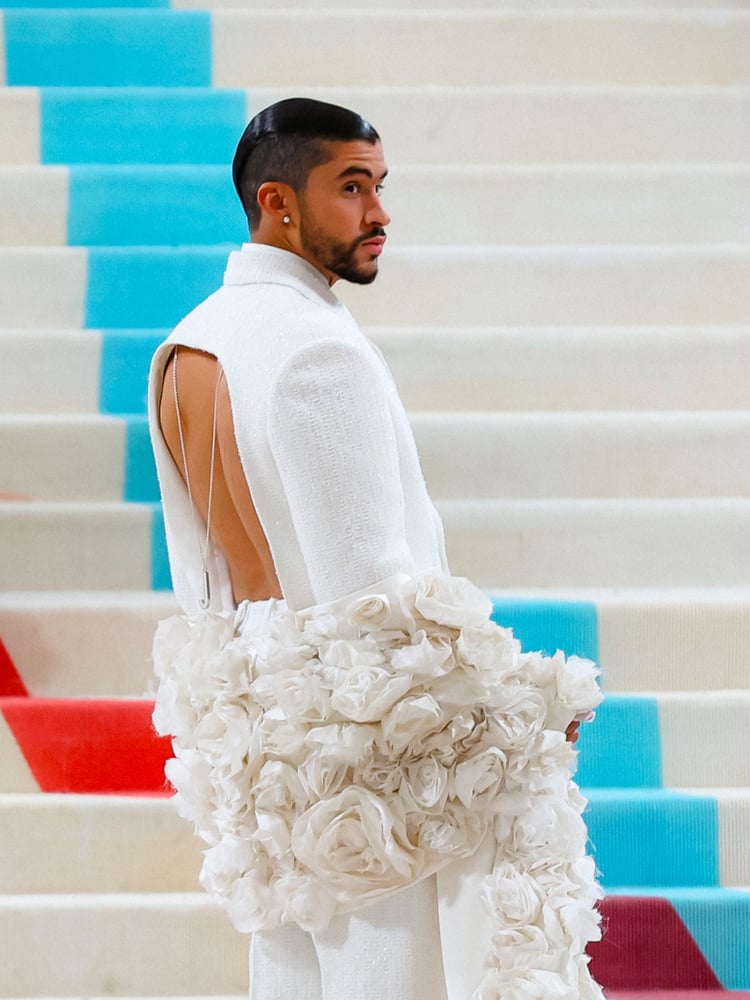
[152,570,604,997]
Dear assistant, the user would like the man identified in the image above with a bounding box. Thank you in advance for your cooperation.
[148,98,603,999]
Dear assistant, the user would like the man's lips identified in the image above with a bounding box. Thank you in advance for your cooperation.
[360,235,386,256]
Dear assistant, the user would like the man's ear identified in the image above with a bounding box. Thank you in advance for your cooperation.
[256,181,297,226]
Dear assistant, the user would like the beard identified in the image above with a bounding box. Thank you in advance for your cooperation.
[298,219,385,285]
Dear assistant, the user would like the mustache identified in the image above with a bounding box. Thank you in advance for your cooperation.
[358,228,386,244]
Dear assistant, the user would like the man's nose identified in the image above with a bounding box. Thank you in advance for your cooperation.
[366,195,390,228]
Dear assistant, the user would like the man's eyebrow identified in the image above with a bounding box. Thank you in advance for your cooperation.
[336,165,389,181]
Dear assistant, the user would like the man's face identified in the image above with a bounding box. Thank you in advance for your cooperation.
[295,140,390,285]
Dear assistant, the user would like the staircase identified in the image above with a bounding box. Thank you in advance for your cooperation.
[2,1,750,997]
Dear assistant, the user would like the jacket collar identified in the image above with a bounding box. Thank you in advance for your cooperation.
[223,243,339,307]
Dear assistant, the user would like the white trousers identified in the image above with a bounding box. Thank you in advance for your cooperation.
[249,835,495,1000]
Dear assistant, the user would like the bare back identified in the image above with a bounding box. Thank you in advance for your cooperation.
[159,347,282,605]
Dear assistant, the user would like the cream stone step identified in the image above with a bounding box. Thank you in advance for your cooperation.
[3,587,748,698]
[246,86,750,165]
[413,411,750,499]
[710,789,750,888]
[439,498,750,589]
[8,410,750,502]
[660,697,750,789]
[653,789,750,886]
[344,245,750,327]
[0,89,38,165]
[374,325,750,412]
[4,164,750,247]
[491,586,750,693]
[2,498,748,593]
[0,166,67,246]
[0,415,125,501]
[3,588,750,697]
[0,590,176,696]
[4,245,749,329]
[0,502,154,591]
[0,794,201,894]
[212,10,750,88]
[0,330,101,415]
[390,165,750,246]
[3,86,748,166]
[3,326,749,416]
[0,894,247,997]
[0,247,85,328]
[176,0,750,10]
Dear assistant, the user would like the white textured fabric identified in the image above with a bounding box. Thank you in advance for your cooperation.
[147,243,447,614]
[250,876,448,1000]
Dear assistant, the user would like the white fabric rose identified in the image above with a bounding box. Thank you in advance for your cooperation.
[291,787,420,896]
[380,692,445,755]
[345,593,392,631]
[452,746,506,809]
[354,751,402,797]
[412,573,492,629]
[329,664,414,722]
[399,755,450,815]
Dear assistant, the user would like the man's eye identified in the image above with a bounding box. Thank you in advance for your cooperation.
[376,184,386,195]
[344,183,360,194]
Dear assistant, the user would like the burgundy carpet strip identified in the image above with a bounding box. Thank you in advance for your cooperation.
[590,896,722,990]
[611,994,750,999]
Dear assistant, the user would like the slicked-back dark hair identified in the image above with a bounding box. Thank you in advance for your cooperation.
[232,98,380,231]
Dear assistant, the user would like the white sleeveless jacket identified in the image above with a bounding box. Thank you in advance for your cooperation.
[148,242,447,615]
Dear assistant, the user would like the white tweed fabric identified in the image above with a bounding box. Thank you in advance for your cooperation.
[148,242,448,615]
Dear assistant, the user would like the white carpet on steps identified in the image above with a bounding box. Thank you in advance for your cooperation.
[372,326,750,413]
[5,164,750,247]
[713,790,750,887]
[3,326,749,416]
[246,86,750,164]
[7,410,750,502]
[386,164,750,246]
[0,247,86,328]
[0,794,201,894]
[339,244,750,327]
[0,166,67,247]
[657,695,750,789]
[0,590,176,697]
[2,86,748,167]
[0,331,101,415]
[412,411,750,499]
[210,11,750,88]
[0,89,39,166]
[491,587,750,693]
[0,502,153,591]
[0,893,247,997]
[3,245,750,330]
[0,715,35,793]
[174,0,750,13]
[440,498,750,589]
[2,498,750,592]
[4,589,750,698]
[0,415,125,501]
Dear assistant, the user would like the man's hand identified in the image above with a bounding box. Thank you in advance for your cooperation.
[566,720,580,744]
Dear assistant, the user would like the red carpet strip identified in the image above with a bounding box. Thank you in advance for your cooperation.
[0,696,171,793]
[0,638,28,696]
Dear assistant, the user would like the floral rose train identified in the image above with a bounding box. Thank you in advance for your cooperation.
[153,571,606,999]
